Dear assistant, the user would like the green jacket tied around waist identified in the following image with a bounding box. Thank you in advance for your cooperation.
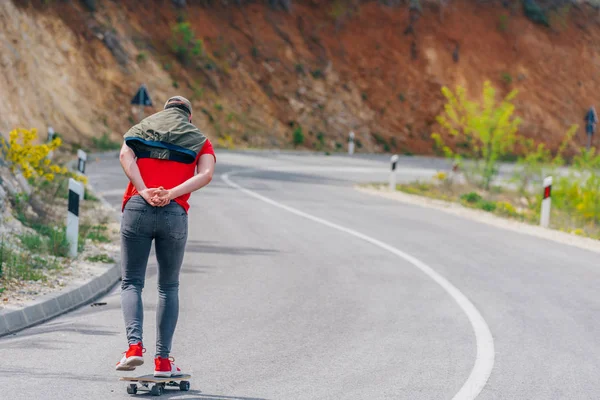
[123,107,207,164]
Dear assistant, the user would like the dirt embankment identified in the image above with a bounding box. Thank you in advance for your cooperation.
[1,0,600,154]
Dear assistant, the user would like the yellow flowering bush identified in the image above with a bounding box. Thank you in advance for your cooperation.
[431,80,522,190]
[434,171,447,181]
[1,127,87,185]
[495,201,520,218]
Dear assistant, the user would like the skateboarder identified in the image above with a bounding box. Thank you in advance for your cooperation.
[115,96,216,377]
[585,106,598,149]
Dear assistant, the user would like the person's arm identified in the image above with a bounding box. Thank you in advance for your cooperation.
[119,142,147,192]
[119,142,160,205]
[154,153,215,205]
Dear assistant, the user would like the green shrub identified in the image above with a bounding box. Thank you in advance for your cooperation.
[511,125,576,196]
[170,22,204,65]
[478,200,497,212]
[523,0,549,27]
[316,132,326,150]
[293,126,305,146]
[551,148,600,224]
[460,192,482,204]
[136,52,148,63]
[81,0,96,12]
[311,69,323,79]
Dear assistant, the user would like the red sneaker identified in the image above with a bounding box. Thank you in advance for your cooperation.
[115,342,145,371]
[154,356,183,377]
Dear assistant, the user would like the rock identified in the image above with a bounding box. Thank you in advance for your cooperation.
[102,31,129,66]
[288,98,305,113]
[15,172,32,195]
[262,61,275,74]
[2,178,17,197]
[0,185,6,210]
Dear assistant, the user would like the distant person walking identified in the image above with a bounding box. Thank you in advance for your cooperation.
[585,106,598,150]
[115,96,216,377]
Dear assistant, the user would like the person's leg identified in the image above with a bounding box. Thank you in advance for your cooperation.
[154,202,188,360]
[120,196,154,347]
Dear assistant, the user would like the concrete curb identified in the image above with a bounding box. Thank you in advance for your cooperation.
[0,154,122,338]
[0,263,121,337]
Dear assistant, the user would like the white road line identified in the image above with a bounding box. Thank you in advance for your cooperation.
[259,165,436,175]
[222,171,495,400]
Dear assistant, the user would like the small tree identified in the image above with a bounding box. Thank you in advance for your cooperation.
[170,22,204,65]
[431,80,522,189]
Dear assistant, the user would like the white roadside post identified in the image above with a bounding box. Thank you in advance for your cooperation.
[77,149,87,199]
[77,149,87,174]
[348,131,355,156]
[540,176,552,228]
[47,126,55,160]
[66,178,84,258]
[389,154,398,191]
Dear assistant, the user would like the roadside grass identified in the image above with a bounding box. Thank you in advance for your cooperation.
[86,253,115,264]
[80,223,111,244]
[374,173,600,240]
[1,126,116,295]
[0,237,53,284]
[403,79,600,240]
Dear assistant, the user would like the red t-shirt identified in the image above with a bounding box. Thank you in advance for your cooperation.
[121,139,216,213]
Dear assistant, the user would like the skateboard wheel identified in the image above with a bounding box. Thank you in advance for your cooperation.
[150,384,163,396]
[127,384,137,395]
[179,380,190,391]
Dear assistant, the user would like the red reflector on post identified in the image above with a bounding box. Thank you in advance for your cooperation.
[544,185,551,199]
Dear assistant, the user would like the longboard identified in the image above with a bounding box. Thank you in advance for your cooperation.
[120,374,191,396]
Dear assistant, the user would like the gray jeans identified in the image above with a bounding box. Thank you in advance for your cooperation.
[120,195,188,358]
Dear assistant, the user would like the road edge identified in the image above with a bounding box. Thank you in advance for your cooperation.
[0,262,120,337]
[356,185,600,255]
[0,154,122,338]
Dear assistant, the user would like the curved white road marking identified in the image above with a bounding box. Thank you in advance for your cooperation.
[222,170,495,400]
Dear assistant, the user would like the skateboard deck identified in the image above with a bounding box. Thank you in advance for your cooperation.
[120,374,191,396]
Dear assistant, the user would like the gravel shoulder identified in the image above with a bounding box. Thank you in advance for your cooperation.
[356,184,600,255]
[0,175,121,315]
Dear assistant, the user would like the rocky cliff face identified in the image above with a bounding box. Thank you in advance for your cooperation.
[1,0,599,154]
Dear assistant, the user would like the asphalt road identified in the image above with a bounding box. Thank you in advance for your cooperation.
[1,151,600,399]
